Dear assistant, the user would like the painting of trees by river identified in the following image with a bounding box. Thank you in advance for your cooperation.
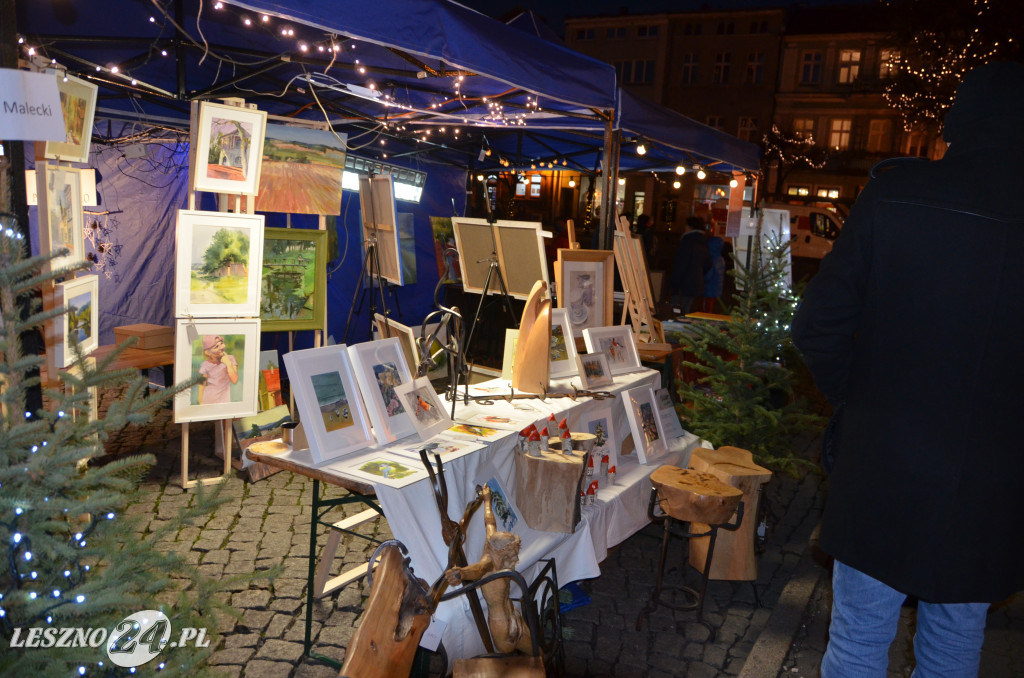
[260,228,326,331]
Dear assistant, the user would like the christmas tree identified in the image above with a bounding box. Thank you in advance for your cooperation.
[676,208,822,474]
[0,190,257,673]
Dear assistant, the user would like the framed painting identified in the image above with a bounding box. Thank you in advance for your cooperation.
[549,308,580,379]
[232,404,293,455]
[348,338,416,445]
[192,101,267,196]
[54,274,99,368]
[260,227,327,331]
[623,385,667,465]
[655,387,686,439]
[44,74,98,164]
[583,326,643,376]
[359,174,403,285]
[37,164,85,273]
[584,405,617,485]
[174,210,265,318]
[374,313,419,376]
[283,344,375,464]
[393,376,452,441]
[576,352,614,390]
[483,475,519,532]
[556,249,614,338]
[173,318,261,423]
[255,124,346,214]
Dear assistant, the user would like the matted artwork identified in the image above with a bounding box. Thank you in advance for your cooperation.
[192,101,267,196]
[44,74,98,164]
[557,249,614,338]
[549,308,580,379]
[623,385,667,464]
[454,405,537,432]
[452,217,549,299]
[585,405,617,485]
[583,326,643,376]
[394,376,451,441]
[232,404,293,454]
[174,210,265,318]
[359,174,403,285]
[484,476,519,532]
[284,344,375,463]
[389,436,484,465]
[173,318,260,423]
[255,125,346,214]
[37,164,85,273]
[444,423,507,443]
[260,227,327,331]
[576,352,614,390]
[348,338,416,445]
[54,274,99,368]
[655,387,686,439]
[328,451,429,489]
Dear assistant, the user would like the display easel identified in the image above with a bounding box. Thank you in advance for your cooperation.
[462,218,518,364]
[344,174,401,343]
[613,215,664,343]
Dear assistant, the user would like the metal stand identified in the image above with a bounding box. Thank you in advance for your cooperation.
[343,237,400,343]
[464,254,518,364]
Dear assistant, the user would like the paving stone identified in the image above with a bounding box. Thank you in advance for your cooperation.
[255,638,305,662]
[316,621,356,647]
[264,613,292,639]
[239,609,275,632]
[210,667,242,678]
[293,661,341,678]
[270,597,303,614]
[206,647,254,665]
[202,549,230,564]
[240,660,289,678]
[223,632,260,649]
[232,589,271,609]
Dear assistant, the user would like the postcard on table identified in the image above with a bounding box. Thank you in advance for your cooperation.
[389,436,485,465]
[454,405,538,431]
[328,451,429,489]
[655,387,686,439]
[444,423,509,443]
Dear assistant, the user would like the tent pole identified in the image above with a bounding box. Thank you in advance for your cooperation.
[599,114,619,249]
[174,0,187,99]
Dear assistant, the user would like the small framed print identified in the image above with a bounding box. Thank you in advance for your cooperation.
[192,101,267,196]
[583,326,643,376]
[53,274,99,368]
[389,436,484,465]
[584,405,617,485]
[174,318,261,424]
[175,210,265,318]
[655,387,686,439]
[328,451,429,489]
[576,352,614,390]
[483,475,519,533]
[394,376,452,441]
[348,338,416,445]
[623,385,667,464]
[37,164,86,273]
[556,248,614,338]
[44,74,98,164]
[549,308,580,379]
[444,423,507,444]
[284,344,375,463]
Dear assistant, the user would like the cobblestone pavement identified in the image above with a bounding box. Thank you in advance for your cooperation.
[102,387,1020,677]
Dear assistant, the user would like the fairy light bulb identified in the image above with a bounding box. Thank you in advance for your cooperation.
[568,179,576,188]
[673,181,681,189]
[618,178,625,186]
[675,165,686,175]
[697,169,706,180]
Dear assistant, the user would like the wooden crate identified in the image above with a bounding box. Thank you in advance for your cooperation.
[113,323,174,349]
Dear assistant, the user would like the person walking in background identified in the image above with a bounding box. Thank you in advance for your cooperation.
[668,216,710,315]
[791,61,1024,677]
[633,213,655,254]
[700,229,726,313]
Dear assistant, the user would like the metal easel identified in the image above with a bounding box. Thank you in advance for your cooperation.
[344,173,401,342]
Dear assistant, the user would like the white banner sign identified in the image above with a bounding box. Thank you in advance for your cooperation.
[0,69,66,142]
[25,169,98,206]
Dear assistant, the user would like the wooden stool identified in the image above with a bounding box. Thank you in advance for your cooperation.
[636,466,745,638]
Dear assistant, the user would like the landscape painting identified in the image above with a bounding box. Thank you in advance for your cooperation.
[44,75,97,163]
[206,117,253,183]
[42,165,84,272]
[311,370,352,433]
[232,404,292,453]
[255,125,347,215]
[260,228,326,331]
[175,210,264,318]
[67,290,92,343]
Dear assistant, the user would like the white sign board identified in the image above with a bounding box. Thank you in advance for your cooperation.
[0,69,66,141]
[25,169,98,206]
[734,207,793,288]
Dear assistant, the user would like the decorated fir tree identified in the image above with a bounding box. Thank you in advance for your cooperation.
[676,208,822,474]
[0,200,255,673]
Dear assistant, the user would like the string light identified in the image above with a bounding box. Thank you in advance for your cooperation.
[697,169,706,180]
[676,165,686,175]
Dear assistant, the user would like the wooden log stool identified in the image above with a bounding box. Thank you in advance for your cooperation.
[636,465,745,637]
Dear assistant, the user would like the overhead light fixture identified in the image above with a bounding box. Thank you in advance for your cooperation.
[618,177,626,186]
[697,169,706,180]
[675,165,686,175]
[636,139,647,156]
[568,178,576,188]
[673,180,681,189]
[729,178,739,188]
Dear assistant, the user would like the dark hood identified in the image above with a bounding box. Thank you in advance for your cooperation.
[943,61,1024,145]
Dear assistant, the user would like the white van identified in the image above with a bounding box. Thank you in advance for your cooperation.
[764,202,845,259]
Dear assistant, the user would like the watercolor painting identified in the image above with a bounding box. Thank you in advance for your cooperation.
[67,290,92,342]
[193,102,266,195]
[44,75,97,163]
[485,477,518,532]
[190,224,251,306]
[373,362,405,417]
[255,125,346,215]
[190,333,246,406]
[407,384,442,426]
[311,370,353,432]
[232,404,292,453]
[260,228,326,331]
[357,458,418,480]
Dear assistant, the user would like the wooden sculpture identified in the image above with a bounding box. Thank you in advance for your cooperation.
[649,465,743,525]
[445,485,533,655]
[511,280,551,394]
[514,446,587,534]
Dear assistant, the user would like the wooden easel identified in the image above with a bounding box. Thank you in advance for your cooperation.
[613,215,664,343]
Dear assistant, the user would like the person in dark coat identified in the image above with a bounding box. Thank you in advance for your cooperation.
[792,61,1024,677]
[668,216,710,314]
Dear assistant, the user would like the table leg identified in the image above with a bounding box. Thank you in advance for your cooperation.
[304,478,320,656]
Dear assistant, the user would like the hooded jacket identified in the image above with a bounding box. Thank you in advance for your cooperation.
[792,62,1024,603]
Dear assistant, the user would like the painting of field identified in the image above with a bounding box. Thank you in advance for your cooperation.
[311,371,353,432]
[255,125,347,215]
[190,224,251,305]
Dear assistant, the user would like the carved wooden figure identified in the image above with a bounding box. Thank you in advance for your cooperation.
[511,280,551,394]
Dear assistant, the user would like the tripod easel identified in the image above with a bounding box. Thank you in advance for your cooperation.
[344,174,401,342]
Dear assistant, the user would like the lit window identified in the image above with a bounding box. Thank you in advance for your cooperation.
[793,118,816,140]
[530,175,542,198]
[816,187,840,199]
[801,51,822,84]
[838,50,861,84]
[829,118,852,150]
[879,48,899,79]
[788,185,811,197]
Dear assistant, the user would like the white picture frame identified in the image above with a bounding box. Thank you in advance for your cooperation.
[575,352,614,390]
[583,326,643,376]
[37,164,86,273]
[173,318,261,423]
[394,376,452,441]
[348,338,417,445]
[359,174,403,285]
[584,405,617,486]
[192,101,267,196]
[284,344,375,463]
[623,385,667,464]
[374,313,419,376]
[549,308,580,380]
[44,74,98,164]
[174,210,265,318]
[655,387,686,439]
[54,274,99,368]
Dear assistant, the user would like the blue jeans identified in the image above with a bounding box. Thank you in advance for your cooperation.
[821,560,989,678]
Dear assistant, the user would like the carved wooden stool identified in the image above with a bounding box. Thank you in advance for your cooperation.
[636,465,745,638]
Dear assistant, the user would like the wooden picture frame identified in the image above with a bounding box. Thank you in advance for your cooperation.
[556,248,614,338]
[173,318,261,423]
[359,174,403,285]
[394,376,452,441]
[549,308,580,379]
[255,124,346,215]
[192,101,267,196]
[575,352,614,390]
[583,326,643,376]
[44,74,98,164]
[374,313,419,376]
[37,164,85,273]
[451,217,549,299]
[260,227,327,331]
[348,338,417,445]
[174,210,265,318]
[284,344,375,463]
[623,385,667,464]
[54,274,99,368]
